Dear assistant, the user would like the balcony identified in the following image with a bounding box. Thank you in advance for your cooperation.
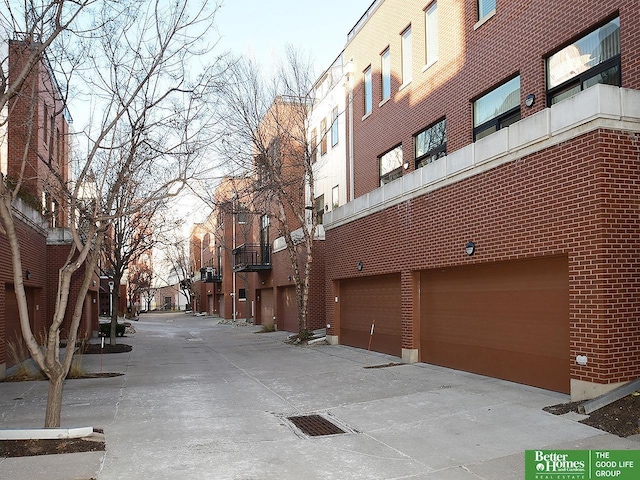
[232,243,271,272]
[200,267,222,283]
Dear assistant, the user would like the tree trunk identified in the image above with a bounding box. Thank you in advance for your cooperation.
[44,371,65,428]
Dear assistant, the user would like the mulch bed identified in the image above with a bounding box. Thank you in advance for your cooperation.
[544,393,640,437]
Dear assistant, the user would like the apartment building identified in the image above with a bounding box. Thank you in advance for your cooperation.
[323,0,640,400]
[1,40,98,376]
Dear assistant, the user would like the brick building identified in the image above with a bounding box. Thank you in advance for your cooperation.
[1,40,98,377]
[323,0,640,400]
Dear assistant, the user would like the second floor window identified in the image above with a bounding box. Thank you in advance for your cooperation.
[478,0,496,21]
[425,2,438,66]
[331,107,339,147]
[415,118,446,169]
[473,75,521,141]
[401,26,412,85]
[379,145,403,186]
[381,48,391,101]
[364,66,372,116]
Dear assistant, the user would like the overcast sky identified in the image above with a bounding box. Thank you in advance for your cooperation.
[214,0,372,75]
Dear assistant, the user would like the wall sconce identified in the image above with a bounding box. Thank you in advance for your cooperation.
[357,261,363,271]
[25,270,31,280]
[93,280,97,286]
[525,93,535,108]
[465,241,476,256]
[287,275,292,281]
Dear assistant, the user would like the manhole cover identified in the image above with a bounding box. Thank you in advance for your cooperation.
[287,415,346,437]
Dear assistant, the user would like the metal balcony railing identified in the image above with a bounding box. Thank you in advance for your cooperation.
[232,243,271,272]
[199,267,222,283]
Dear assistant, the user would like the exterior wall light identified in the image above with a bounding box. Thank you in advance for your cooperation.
[25,270,31,280]
[357,261,363,271]
[465,241,476,256]
[525,93,535,107]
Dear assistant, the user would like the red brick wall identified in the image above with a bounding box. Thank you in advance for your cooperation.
[8,40,70,227]
[258,238,326,331]
[0,217,47,368]
[344,0,640,198]
[326,129,640,385]
[46,243,99,340]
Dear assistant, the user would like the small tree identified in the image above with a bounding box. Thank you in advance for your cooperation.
[215,49,320,338]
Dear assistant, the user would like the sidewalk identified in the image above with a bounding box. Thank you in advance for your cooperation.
[1,312,638,479]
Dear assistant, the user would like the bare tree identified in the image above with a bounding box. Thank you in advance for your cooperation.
[162,239,194,309]
[127,260,153,315]
[215,48,320,339]
[0,0,221,427]
[100,198,157,345]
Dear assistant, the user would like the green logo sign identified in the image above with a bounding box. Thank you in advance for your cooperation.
[526,450,640,479]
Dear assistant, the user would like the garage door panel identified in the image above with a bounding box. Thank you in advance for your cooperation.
[280,286,298,333]
[340,274,402,357]
[421,256,569,393]
[260,289,274,326]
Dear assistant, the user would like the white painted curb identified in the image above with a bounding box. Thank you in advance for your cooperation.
[0,426,93,440]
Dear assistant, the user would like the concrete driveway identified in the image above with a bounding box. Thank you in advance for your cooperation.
[0,311,637,479]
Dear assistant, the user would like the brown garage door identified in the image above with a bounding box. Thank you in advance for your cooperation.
[340,274,402,357]
[259,288,274,326]
[279,286,298,333]
[420,256,569,393]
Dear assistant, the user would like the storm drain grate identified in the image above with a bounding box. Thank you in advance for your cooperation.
[287,415,346,437]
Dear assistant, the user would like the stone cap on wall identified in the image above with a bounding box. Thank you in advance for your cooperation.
[324,84,640,230]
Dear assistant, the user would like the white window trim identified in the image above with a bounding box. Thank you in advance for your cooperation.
[474,8,495,30]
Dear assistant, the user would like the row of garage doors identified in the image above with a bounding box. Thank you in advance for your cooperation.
[338,256,570,393]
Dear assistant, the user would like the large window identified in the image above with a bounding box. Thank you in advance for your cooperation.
[477,0,496,21]
[331,107,339,147]
[381,48,391,101]
[425,2,438,66]
[379,145,403,186]
[401,26,412,85]
[473,76,520,140]
[364,66,372,116]
[546,17,620,106]
[415,118,446,169]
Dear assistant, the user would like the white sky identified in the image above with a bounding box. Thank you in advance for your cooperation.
[214,0,372,74]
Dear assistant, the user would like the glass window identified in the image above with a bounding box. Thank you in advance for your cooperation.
[547,17,620,105]
[473,76,520,140]
[315,194,324,225]
[425,2,438,66]
[478,0,496,21]
[320,118,327,155]
[332,185,339,209]
[364,66,372,116]
[379,145,403,186]
[402,27,412,85]
[238,288,246,300]
[331,107,339,147]
[381,48,391,101]
[415,118,446,169]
